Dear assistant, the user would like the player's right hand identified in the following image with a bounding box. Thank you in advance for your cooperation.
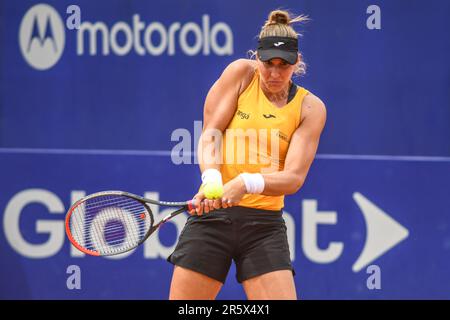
[190,191,221,215]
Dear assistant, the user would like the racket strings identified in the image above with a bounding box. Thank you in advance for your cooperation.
[69,195,152,254]
[76,202,148,232]
[83,205,147,248]
[83,197,148,212]
[75,205,147,251]
[86,195,148,228]
[73,203,148,238]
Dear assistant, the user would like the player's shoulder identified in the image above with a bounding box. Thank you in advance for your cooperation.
[225,58,256,72]
[221,59,256,79]
[303,92,326,109]
[220,59,256,94]
[300,91,327,123]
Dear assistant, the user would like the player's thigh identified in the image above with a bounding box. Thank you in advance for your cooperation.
[169,266,223,300]
[242,269,297,300]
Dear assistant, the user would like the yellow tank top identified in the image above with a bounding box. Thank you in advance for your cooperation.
[221,69,309,210]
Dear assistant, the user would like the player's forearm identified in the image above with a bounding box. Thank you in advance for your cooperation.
[260,171,304,196]
[197,131,222,173]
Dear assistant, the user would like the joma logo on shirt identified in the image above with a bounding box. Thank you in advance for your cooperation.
[237,110,250,120]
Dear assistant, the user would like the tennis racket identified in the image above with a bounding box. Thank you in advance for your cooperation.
[65,190,195,256]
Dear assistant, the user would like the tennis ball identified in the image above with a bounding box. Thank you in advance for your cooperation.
[203,182,224,199]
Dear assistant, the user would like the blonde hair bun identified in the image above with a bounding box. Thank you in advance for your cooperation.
[268,10,290,25]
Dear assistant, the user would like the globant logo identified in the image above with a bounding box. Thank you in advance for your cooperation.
[77,14,233,56]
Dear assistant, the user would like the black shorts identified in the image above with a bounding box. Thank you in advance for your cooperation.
[167,206,294,283]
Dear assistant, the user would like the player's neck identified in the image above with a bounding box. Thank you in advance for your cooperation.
[260,81,291,104]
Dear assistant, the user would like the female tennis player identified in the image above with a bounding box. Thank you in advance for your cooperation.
[167,9,326,300]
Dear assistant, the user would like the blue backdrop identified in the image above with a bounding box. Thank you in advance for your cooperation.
[1,0,449,299]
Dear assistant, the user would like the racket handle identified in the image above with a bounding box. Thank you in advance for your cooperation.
[187,200,196,211]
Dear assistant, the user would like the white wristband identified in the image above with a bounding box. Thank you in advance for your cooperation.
[201,168,222,184]
[239,173,265,194]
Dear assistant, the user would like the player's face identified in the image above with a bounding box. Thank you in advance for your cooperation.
[257,57,297,94]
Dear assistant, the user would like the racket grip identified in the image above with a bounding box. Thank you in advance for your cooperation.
[187,200,196,211]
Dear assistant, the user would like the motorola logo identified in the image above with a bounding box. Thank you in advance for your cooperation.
[18,4,233,70]
[19,3,65,70]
